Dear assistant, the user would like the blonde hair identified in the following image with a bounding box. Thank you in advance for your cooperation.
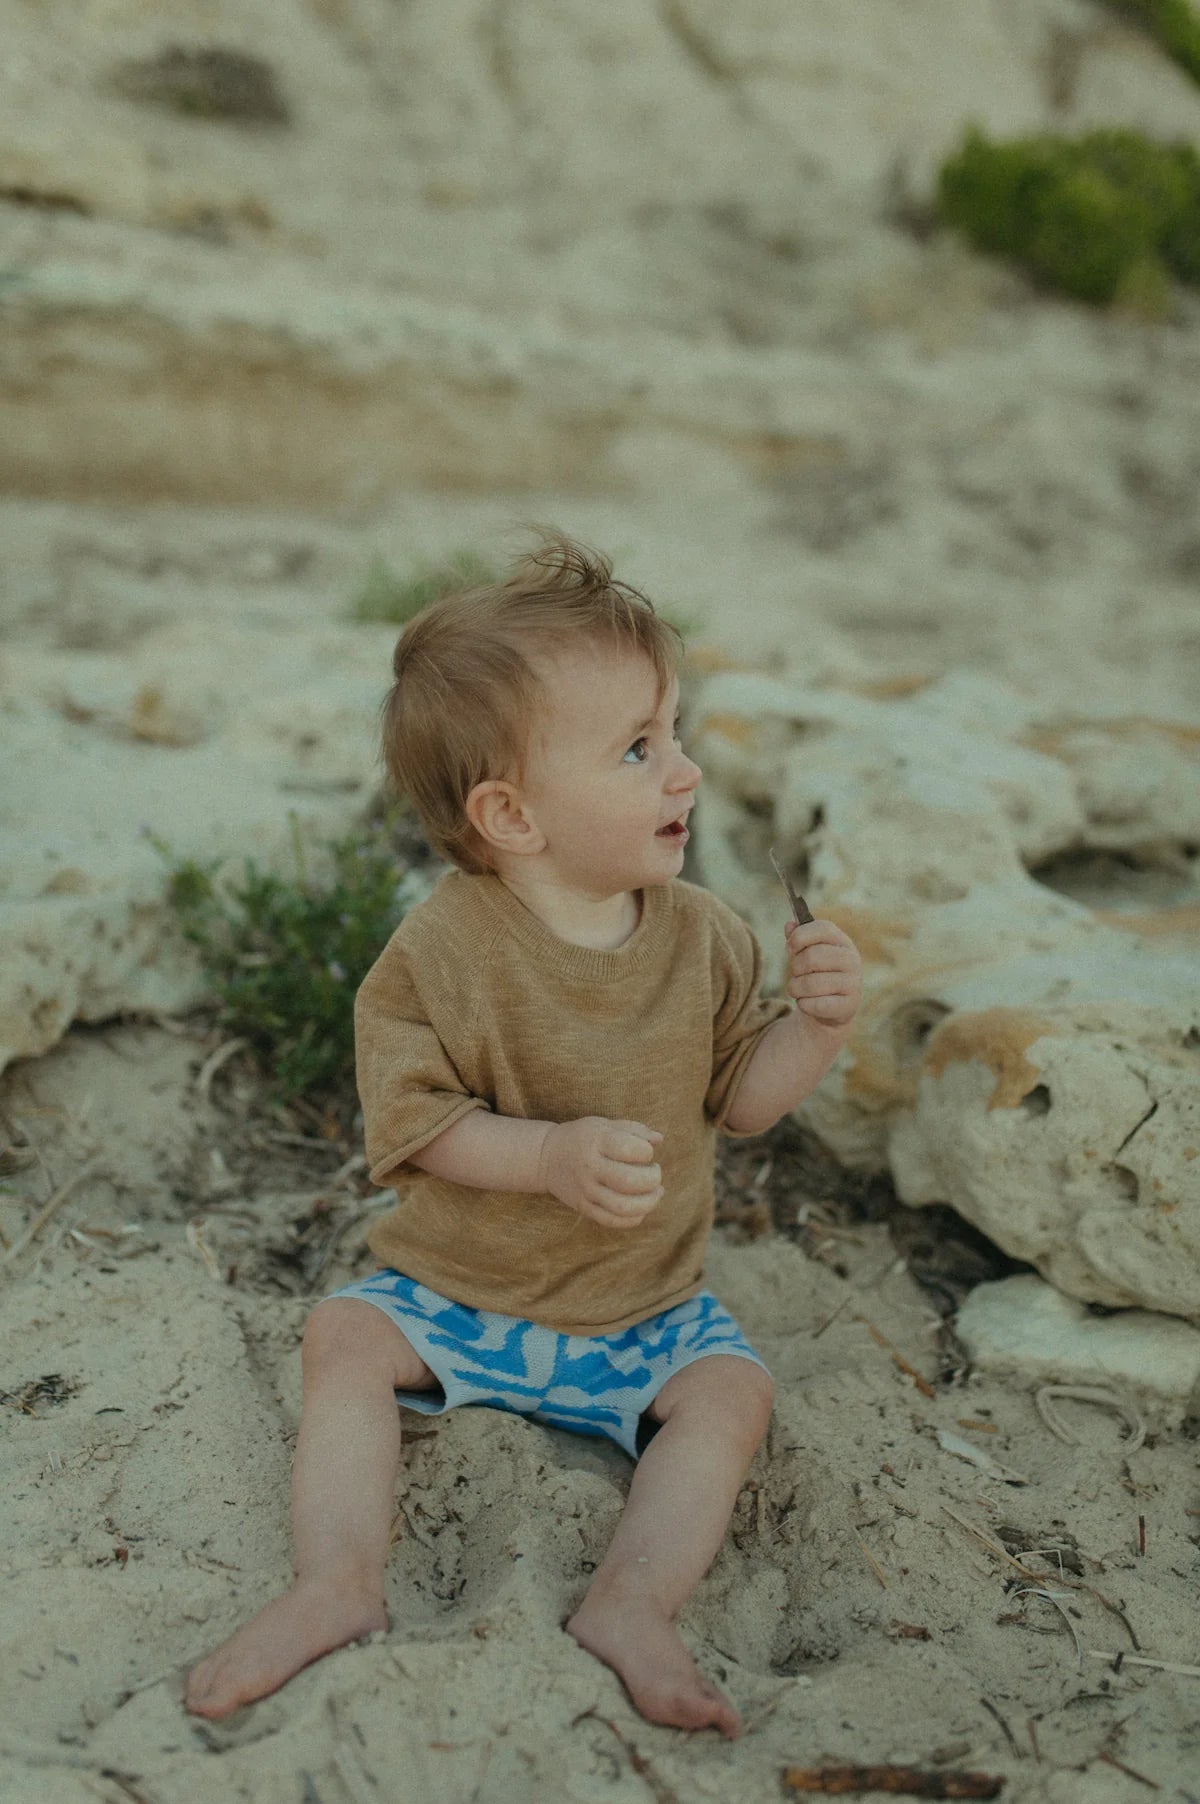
[380,531,682,873]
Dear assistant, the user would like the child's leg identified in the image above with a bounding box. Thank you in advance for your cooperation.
[566,1354,774,1738]
[185,1299,435,1720]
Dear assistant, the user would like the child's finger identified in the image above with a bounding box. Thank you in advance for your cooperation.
[785,921,851,953]
[606,1124,663,1164]
[610,1120,663,1143]
[588,1186,663,1228]
[797,997,853,1023]
[789,973,852,999]
[790,953,859,983]
[791,940,856,965]
[600,1156,661,1195]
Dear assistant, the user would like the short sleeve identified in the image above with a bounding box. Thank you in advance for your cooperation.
[704,903,792,1135]
[354,941,488,1186]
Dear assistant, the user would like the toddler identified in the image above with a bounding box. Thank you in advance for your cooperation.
[186,532,862,1735]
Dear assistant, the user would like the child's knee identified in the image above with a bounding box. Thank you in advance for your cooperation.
[301,1297,424,1388]
[302,1300,362,1372]
[704,1360,774,1456]
[656,1355,774,1448]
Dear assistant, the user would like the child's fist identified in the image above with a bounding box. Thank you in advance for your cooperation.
[540,1118,664,1230]
[784,919,862,1029]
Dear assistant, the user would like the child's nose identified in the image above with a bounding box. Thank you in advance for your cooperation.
[670,750,702,792]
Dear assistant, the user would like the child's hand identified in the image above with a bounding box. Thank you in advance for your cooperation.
[784,919,862,1028]
[539,1118,664,1230]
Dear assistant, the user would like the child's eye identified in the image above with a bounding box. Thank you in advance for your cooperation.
[623,738,649,764]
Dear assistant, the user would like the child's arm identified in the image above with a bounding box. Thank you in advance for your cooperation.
[408,1111,664,1231]
[723,918,862,1136]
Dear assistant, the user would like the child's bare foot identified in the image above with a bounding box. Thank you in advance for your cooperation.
[566,1588,741,1738]
[185,1576,387,1719]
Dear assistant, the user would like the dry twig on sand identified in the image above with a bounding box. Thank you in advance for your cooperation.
[2,1157,101,1268]
[571,1710,681,1804]
[855,1532,889,1589]
[782,1762,1003,1797]
[1088,1651,1200,1679]
[1007,1585,1084,1668]
[940,1505,1141,1649]
[194,1036,249,1104]
[856,1314,937,1399]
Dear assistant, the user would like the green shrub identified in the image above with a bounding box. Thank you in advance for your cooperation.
[112,46,290,123]
[350,551,496,626]
[1104,0,1200,88]
[156,814,422,1106]
[937,126,1200,306]
[349,545,699,642]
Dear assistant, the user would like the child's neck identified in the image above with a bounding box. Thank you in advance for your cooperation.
[498,872,642,950]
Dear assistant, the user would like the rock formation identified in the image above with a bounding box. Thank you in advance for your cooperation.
[692,667,1200,1317]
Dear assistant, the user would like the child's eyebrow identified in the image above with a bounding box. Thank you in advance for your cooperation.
[614,712,655,750]
[608,685,681,754]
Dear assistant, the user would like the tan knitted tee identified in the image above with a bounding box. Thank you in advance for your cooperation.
[356,871,791,1335]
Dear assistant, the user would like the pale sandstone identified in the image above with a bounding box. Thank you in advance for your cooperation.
[692,668,1200,1316]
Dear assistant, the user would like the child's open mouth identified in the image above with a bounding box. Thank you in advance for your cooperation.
[656,817,689,841]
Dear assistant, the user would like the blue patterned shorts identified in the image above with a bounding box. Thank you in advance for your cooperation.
[325,1268,770,1461]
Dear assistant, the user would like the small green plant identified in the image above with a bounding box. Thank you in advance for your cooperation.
[350,551,496,626]
[937,126,1200,307]
[155,814,423,1106]
[1102,0,1200,88]
[111,45,290,123]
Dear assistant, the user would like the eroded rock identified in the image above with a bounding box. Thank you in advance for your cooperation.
[0,618,397,1072]
[956,1274,1200,1427]
[692,666,1200,1318]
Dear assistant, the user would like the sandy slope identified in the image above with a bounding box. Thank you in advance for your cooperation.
[2,1017,1199,1804]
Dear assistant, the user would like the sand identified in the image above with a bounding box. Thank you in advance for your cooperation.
[2,1013,1199,1804]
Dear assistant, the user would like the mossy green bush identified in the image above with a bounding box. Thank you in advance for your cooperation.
[937,126,1200,306]
[350,551,496,626]
[1104,0,1200,88]
[156,815,420,1107]
[349,546,699,642]
[112,46,290,123]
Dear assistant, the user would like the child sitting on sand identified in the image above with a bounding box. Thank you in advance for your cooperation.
[186,532,862,1736]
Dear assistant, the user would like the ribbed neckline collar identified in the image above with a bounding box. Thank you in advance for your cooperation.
[468,873,675,981]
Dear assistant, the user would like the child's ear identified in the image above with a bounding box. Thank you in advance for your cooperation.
[466,780,546,859]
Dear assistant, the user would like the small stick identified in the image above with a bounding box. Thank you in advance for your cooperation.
[811,1294,852,1339]
[855,1533,889,1589]
[1137,1514,1146,1557]
[1008,1585,1083,1668]
[1087,1651,1200,1678]
[572,1711,682,1804]
[782,1763,1003,1798]
[1097,1750,1161,1791]
[769,847,815,925]
[939,1506,1044,1582]
[194,1036,249,1104]
[945,1506,1139,1647]
[185,1218,221,1281]
[2,1158,101,1266]
[979,1696,1020,1757]
[856,1315,937,1400]
[331,1743,379,1804]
